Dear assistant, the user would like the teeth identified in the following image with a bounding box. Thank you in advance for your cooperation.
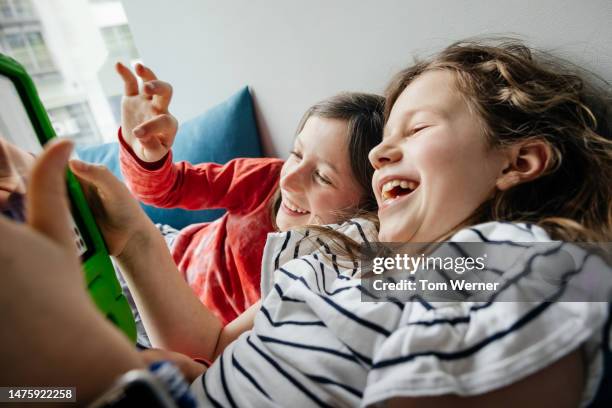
[382,181,395,193]
[381,179,418,201]
[285,200,308,214]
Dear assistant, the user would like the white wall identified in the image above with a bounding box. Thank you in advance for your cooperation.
[122,0,612,157]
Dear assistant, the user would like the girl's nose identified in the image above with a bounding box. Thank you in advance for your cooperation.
[369,139,402,170]
[282,163,308,192]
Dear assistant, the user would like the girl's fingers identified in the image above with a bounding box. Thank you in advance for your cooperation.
[140,349,207,382]
[115,62,139,97]
[135,63,158,82]
[133,114,178,144]
[69,159,119,195]
[143,80,174,111]
[26,139,76,251]
[68,160,106,220]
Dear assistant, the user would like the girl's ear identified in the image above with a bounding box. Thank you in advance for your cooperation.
[496,140,553,191]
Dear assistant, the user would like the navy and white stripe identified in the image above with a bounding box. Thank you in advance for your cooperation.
[187,220,609,407]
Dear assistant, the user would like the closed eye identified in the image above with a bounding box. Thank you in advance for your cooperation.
[290,150,303,160]
[314,171,332,185]
[411,125,430,135]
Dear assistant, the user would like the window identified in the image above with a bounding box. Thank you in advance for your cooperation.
[12,0,33,19]
[48,103,100,145]
[3,32,33,69]
[2,30,55,73]
[0,0,35,21]
[0,0,12,19]
[25,31,53,70]
[101,24,138,61]
[1,0,139,145]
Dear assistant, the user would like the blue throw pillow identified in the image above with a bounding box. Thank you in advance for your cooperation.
[76,86,263,229]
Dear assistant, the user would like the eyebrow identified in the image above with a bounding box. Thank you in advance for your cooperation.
[294,136,339,173]
[320,159,338,173]
[382,106,447,139]
[404,106,447,119]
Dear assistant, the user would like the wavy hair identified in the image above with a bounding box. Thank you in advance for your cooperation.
[385,38,612,242]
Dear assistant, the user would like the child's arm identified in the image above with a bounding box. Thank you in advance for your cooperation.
[70,159,258,360]
[120,147,283,213]
[115,62,283,213]
[115,210,258,360]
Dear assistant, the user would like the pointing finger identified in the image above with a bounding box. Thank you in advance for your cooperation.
[115,62,139,97]
[135,63,158,82]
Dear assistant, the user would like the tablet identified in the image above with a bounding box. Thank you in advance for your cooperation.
[0,52,136,342]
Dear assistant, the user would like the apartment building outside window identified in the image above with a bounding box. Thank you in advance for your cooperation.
[48,102,99,143]
[0,0,36,21]
[0,0,140,145]
[2,30,54,73]
[101,24,138,62]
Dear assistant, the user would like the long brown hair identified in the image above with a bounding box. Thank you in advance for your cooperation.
[385,38,612,242]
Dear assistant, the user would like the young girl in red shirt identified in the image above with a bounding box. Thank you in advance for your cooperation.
[115,63,384,329]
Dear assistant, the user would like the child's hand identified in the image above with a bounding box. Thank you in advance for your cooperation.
[116,62,178,162]
[140,348,207,382]
[0,139,147,398]
[69,159,151,257]
[1,139,83,291]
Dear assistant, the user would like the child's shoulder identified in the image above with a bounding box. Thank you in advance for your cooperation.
[450,221,552,243]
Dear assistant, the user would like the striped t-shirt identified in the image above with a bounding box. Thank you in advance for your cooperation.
[189,219,610,407]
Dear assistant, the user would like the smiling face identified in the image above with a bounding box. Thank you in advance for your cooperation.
[369,70,508,242]
[275,116,364,231]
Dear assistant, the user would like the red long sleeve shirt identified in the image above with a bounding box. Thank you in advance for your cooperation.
[118,130,283,325]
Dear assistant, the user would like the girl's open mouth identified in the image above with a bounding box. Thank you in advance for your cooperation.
[380,179,419,206]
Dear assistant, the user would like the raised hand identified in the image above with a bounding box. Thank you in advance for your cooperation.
[116,62,178,162]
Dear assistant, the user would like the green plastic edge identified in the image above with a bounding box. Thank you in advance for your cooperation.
[0,53,136,342]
